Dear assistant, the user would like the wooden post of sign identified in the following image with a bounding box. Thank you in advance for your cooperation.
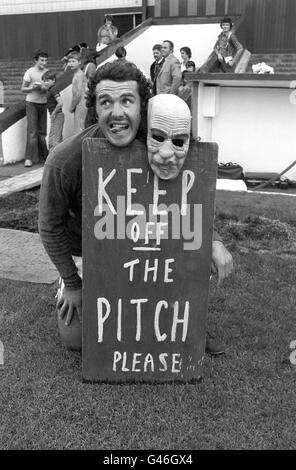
[82,138,218,383]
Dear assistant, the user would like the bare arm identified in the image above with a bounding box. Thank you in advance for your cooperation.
[21,79,46,94]
[69,72,84,113]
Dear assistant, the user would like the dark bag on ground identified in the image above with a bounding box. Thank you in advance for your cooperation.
[217,162,245,180]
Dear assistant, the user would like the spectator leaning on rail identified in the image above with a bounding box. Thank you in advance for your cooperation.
[21,49,49,167]
[212,17,243,73]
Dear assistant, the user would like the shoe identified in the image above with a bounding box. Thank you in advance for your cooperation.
[205,332,226,356]
[24,159,32,167]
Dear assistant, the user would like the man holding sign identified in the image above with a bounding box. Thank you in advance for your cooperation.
[39,60,233,354]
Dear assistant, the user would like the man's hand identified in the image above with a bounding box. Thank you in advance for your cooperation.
[211,240,234,285]
[57,287,82,326]
[228,59,234,67]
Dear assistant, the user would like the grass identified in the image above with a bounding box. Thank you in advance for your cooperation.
[0,189,296,449]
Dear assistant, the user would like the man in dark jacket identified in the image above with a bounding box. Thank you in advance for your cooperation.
[150,44,165,95]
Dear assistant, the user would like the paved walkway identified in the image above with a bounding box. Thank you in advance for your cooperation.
[0,161,43,180]
[0,162,43,198]
[0,228,58,284]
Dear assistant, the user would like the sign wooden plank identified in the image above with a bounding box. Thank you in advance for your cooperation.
[82,138,218,383]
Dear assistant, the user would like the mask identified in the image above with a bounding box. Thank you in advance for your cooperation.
[147,94,191,180]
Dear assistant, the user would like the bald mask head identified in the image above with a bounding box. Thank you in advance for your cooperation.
[147,94,191,180]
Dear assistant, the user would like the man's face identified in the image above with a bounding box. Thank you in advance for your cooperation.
[35,56,48,70]
[221,22,231,32]
[96,80,141,148]
[153,49,162,61]
[161,42,171,58]
[105,20,112,27]
[147,95,191,180]
[68,57,81,71]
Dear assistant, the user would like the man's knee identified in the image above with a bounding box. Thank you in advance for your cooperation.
[57,310,82,351]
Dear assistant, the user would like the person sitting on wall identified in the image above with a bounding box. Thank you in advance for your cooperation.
[38,60,233,355]
[212,17,243,73]
[96,14,118,52]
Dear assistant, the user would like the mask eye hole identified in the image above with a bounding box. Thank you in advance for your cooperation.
[152,134,165,143]
[172,138,185,147]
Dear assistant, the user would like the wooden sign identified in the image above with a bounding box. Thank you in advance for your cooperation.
[82,138,218,382]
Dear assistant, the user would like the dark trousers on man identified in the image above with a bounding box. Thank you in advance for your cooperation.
[25,101,48,164]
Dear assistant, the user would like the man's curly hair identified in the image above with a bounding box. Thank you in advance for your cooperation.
[86,60,152,139]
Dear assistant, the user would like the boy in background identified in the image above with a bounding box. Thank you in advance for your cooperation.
[21,49,49,167]
[68,51,87,134]
[42,71,64,151]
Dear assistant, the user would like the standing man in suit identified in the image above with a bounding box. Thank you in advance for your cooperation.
[156,40,182,95]
[150,44,165,96]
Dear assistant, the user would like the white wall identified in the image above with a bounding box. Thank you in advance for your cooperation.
[0,108,27,163]
[207,87,296,180]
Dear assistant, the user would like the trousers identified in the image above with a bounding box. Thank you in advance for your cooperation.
[48,112,64,151]
[25,101,48,163]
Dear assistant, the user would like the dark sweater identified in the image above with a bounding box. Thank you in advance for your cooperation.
[39,125,222,290]
[39,125,102,290]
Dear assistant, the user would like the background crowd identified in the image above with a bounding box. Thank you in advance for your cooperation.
[21,15,242,168]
